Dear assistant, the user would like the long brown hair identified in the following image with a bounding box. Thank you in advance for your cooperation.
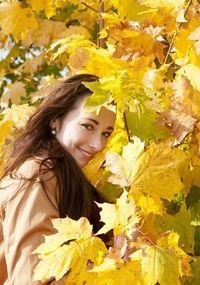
[1,74,103,231]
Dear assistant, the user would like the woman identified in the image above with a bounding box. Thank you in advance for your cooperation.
[0,74,116,284]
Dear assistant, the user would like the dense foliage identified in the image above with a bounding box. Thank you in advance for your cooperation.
[1,0,200,284]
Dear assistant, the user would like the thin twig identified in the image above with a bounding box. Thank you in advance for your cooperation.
[105,6,114,13]
[123,110,131,142]
[81,2,98,13]
[164,0,192,64]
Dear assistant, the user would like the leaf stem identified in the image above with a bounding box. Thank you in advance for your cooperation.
[164,0,192,64]
[123,110,131,142]
[136,228,158,248]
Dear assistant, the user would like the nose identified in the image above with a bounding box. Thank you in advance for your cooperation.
[88,133,105,152]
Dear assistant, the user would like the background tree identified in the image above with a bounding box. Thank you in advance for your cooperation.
[1,0,200,284]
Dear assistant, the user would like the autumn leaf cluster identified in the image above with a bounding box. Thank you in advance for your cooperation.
[1,0,200,284]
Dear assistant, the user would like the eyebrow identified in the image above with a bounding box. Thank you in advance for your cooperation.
[84,118,114,130]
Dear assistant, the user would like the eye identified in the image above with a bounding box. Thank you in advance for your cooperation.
[81,124,93,130]
[102,132,111,138]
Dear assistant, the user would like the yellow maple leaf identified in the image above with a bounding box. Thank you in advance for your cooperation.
[0,120,14,147]
[29,0,65,18]
[14,53,44,76]
[105,138,185,200]
[110,0,157,21]
[107,21,165,66]
[155,204,195,254]
[85,47,127,78]
[139,231,192,285]
[48,26,92,62]
[161,74,200,141]
[0,1,38,41]
[2,104,35,129]
[33,217,107,282]
[31,76,64,103]
[97,191,140,238]
[133,189,164,216]
[69,48,89,71]
[174,29,193,65]
[161,75,197,144]
[139,0,185,17]
[157,231,193,276]
[83,250,143,285]
[83,151,105,187]
[178,64,200,93]
[22,19,66,47]
[1,82,26,108]
[141,244,180,285]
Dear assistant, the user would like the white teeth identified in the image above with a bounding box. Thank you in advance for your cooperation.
[79,148,92,157]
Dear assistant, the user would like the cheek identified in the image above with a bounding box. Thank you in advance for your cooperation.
[64,127,87,146]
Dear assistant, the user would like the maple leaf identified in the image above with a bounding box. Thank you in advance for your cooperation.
[29,0,66,18]
[0,120,14,147]
[133,188,164,216]
[82,151,105,188]
[83,81,115,115]
[110,0,157,21]
[186,257,200,284]
[1,82,26,108]
[22,19,67,48]
[107,21,165,66]
[186,185,200,226]
[0,1,38,41]
[31,77,64,103]
[161,76,198,144]
[69,48,89,71]
[97,191,140,238]
[14,53,44,76]
[142,67,167,91]
[139,0,186,18]
[84,250,143,285]
[189,27,200,56]
[126,108,170,144]
[178,64,200,93]
[139,231,192,285]
[2,105,36,129]
[155,203,195,254]
[33,217,107,282]
[83,47,127,78]
[157,231,193,276]
[141,244,180,284]
[105,139,185,200]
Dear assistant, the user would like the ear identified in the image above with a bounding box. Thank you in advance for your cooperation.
[49,118,58,129]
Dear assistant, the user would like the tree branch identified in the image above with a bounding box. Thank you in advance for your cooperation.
[164,0,192,64]
[81,2,98,13]
[98,0,105,48]
[105,6,114,13]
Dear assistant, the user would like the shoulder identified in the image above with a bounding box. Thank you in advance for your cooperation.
[0,158,58,209]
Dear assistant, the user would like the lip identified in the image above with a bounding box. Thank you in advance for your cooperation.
[77,147,95,160]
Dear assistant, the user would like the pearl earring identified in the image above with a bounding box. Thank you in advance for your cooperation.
[51,128,56,135]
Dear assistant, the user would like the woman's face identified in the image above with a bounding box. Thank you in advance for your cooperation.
[51,96,116,168]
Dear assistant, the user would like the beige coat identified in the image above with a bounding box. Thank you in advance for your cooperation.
[0,159,60,284]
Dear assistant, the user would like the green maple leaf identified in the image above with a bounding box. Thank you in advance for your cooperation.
[83,81,115,115]
[155,203,195,254]
[126,109,170,145]
[186,186,200,226]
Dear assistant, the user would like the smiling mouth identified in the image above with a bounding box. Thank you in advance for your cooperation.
[78,147,94,159]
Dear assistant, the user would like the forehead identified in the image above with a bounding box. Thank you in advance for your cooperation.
[63,95,116,126]
[83,107,116,126]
